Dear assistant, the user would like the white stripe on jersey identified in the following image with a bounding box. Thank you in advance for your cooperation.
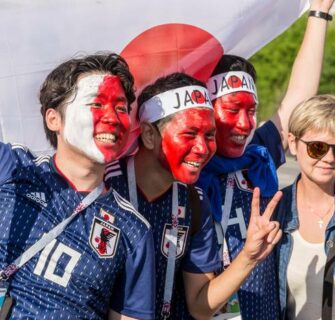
[105,160,121,173]
[194,186,204,200]
[112,189,150,229]
[105,161,122,180]
[105,170,123,181]
[11,143,28,151]
[34,155,51,166]
[11,143,50,166]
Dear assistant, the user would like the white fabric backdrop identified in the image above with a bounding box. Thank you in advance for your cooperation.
[0,0,309,154]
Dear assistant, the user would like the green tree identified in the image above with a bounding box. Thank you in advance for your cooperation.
[250,15,335,121]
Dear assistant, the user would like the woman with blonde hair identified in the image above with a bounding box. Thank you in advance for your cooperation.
[275,94,335,320]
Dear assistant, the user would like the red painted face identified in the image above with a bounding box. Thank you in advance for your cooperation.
[159,108,216,184]
[90,76,130,163]
[213,91,257,158]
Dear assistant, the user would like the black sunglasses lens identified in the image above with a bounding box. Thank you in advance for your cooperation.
[307,141,329,159]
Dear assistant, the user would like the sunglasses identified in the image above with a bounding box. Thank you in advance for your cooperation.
[298,138,335,159]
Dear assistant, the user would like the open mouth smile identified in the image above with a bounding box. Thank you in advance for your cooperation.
[183,161,202,168]
[95,133,118,143]
[231,134,248,145]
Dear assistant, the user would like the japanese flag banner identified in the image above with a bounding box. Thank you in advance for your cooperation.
[0,0,309,154]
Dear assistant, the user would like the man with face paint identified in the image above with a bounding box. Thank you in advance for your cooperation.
[0,53,155,320]
[198,0,334,319]
[105,72,283,319]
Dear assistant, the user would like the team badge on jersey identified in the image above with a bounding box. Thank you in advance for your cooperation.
[234,169,254,193]
[89,217,120,258]
[161,224,189,259]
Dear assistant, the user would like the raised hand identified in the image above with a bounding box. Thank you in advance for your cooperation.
[310,0,334,12]
[242,187,283,262]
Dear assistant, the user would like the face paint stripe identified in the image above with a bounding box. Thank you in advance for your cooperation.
[63,74,105,163]
[63,74,129,164]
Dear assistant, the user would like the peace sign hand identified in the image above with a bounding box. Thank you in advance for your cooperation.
[242,187,283,263]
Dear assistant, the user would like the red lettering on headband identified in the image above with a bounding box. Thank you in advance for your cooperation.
[191,90,205,104]
[227,75,242,89]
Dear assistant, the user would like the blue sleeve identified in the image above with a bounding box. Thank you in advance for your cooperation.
[182,192,221,273]
[252,120,285,169]
[110,229,156,320]
[0,143,15,184]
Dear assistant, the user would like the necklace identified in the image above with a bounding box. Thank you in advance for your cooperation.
[306,199,334,229]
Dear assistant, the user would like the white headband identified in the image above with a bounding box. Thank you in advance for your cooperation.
[139,85,213,123]
[207,71,258,102]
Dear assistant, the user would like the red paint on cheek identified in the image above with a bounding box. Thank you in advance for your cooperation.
[160,109,216,184]
[213,92,257,158]
[90,75,130,162]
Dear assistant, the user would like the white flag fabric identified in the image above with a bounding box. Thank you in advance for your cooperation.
[0,0,309,154]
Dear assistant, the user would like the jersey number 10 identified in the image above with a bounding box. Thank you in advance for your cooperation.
[33,239,81,287]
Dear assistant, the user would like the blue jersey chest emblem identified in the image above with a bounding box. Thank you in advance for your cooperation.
[160,224,189,259]
[89,216,120,258]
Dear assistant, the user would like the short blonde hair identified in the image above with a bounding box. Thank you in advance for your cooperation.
[288,94,335,138]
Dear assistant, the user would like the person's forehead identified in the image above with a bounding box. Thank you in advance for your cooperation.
[77,72,118,87]
[302,128,334,141]
[221,91,256,102]
[213,92,257,109]
[75,73,126,99]
[168,108,214,126]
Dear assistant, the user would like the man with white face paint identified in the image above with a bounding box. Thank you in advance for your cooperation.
[105,72,283,320]
[0,53,155,320]
[198,1,334,319]
[62,72,131,165]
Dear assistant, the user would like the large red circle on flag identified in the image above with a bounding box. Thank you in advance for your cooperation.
[121,23,224,92]
[119,23,223,156]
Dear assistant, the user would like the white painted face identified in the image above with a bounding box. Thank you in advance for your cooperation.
[63,73,130,164]
[63,74,106,163]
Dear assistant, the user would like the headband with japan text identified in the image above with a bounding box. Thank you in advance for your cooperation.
[207,71,258,102]
[139,85,213,123]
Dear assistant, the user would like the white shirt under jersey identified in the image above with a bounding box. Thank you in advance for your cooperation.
[286,230,335,320]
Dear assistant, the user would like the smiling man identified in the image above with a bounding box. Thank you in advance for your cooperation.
[60,73,130,164]
[105,72,283,319]
[0,53,155,320]
[198,1,334,318]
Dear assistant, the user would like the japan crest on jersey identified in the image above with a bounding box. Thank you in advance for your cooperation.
[89,217,120,258]
[161,224,189,259]
[235,169,254,193]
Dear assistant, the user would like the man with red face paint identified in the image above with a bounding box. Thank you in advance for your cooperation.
[0,53,155,320]
[198,1,334,319]
[105,72,283,319]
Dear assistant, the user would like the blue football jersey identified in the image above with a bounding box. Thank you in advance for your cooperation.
[217,172,280,320]
[200,121,285,320]
[105,157,220,320]
[252,120,285,170]
[0,143,155,320]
